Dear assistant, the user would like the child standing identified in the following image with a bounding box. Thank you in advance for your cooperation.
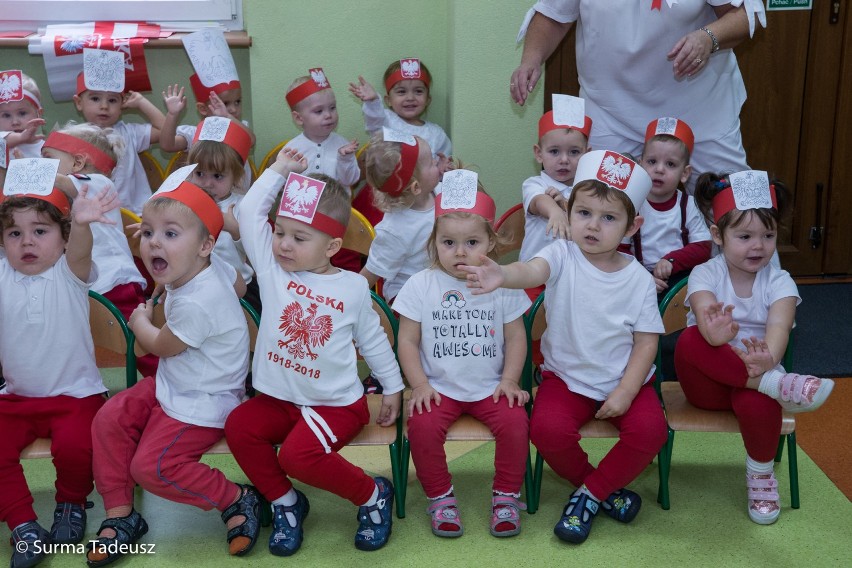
[462,151,667,545]
[634,118,711,294]
[225,149,404,555]
[87,176,261,566]
[675,170,834,525]
[395,178,531,538]
[0,70,45,159]
[359,129,441,302]
[0,160,117,568]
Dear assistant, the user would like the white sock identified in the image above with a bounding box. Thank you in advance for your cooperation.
[757,369,785,399]
[746,455,774,476]
[272,489,298,527]
[360,484,382,524]
[577,484,600,502]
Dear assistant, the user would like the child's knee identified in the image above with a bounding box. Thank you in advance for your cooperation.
[128,454,157,488]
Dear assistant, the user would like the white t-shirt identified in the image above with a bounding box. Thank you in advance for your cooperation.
[157,257,248,429]
[284,132,361,187]
[519,171,572,262]
[68,173,146,293]
[394,268,530,402]
[365,205,435,302]
[634,192,711,270]
[213,193,253,284]
[238,169,404,407]
[536,240,664,400]
[362,98,452,158]
[175,123,254,193]
[110,120,152,214]
[685,255,800,369]
[0,256,105,398]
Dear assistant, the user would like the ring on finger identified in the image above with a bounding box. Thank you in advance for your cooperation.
[694,57,702,65]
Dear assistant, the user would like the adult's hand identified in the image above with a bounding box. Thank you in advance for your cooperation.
[511,11,573,105]
[510,62,542,106]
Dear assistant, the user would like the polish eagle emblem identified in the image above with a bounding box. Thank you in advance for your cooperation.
[598,152,633,190]
[278,302,333,360]
[282,176,320,215]
[310,68,328,88]
[0,72,21,102]
[400,58,421,79]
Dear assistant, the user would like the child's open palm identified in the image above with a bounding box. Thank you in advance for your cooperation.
[703,302,739,346]
[206,92,231,118]
[72,185,119,225]
[460,256,504,295]
[162,84,186,114]
[348,76,378,102]
[732,336,776,378]
[338,139,359,157]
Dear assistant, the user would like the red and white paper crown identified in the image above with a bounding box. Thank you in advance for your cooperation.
[385,58,431,93]
[75,48,126,95]
[435,170,496,224]
[276,172,345,239]
[150,164,224,239]
[540,94,592,139]
[1,158,70,215]
[0,69,42,110]
[712,170,777,224]
[538,111,592,139]
[192,117,252,164]
[182,28,240,104]
[574,150,652,212]
[645,117,695,155]
[376,127,420,197]
[285,68,331,110]
[43,131,116,175]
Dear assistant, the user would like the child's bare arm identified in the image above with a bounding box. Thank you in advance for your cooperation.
[359,266,380,288]
[348,76,379,102]
[460,256,550,295]
[398,316,441,415]
[124,91,166,144]
[159,84,189,152]
[596,331,658,420]
[529,193,570,240]
[66,185,119,281]
[3,119,46,147]
[53,173,79,199]
[128,299,190,357]
[492,316,530,408]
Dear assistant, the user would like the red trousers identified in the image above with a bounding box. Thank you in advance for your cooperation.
[674,326,782,461]
[407,394,530,498]
[0,393,105,529]
[92,377,238,512]
[224,394,375,506]
[102,282,159,379]
[530,374,667,500]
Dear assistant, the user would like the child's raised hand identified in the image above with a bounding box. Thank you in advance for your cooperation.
[732,336,776,378]
[545,210,570,240]
[162,84,186,114]
[128,298,154,331]
[71,185,119,225]
[595,386,634,420]
[376,391,402,426]
[703,302,739,346]
[270,147,308,176]
[348,76,378,102]
[121,91,144,109]
[338,139,359,157]
[206,91,230,118]
[459,256,504,295]
[492,379,530,408]
[436,153,455,176]
[408,383,441,415]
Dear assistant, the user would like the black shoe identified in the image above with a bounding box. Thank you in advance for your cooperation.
[600,488,642,523]
[50,501,89,544]
[10,521,49,568]
[221,485,263,557]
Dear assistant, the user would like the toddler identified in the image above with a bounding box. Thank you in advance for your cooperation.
[0,70,45,159]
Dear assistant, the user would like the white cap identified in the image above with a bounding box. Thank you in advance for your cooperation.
[574,150,652,212]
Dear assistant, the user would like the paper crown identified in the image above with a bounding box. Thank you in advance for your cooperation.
[43,131,116,175]
[0,138,7,169]
[75,49,126,95]
[711,170,777,224]
[538,110,592,140]
[0,69,42,110]
[189,73,241,105]
[435,170,496,224]
[192,117,252,164]
[574,150,652,212]
[276,172,345,239]
[645,117,695,155]
[375,128,420,197]
[285,68,331,110]
[1,158,70,215]
[385,58,431,93]
[150,164,223,239]
[182,28,240,104]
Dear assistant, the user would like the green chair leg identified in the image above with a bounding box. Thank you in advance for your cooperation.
[532,451,544,513]
[657,428,674,510]
[524,450,536,514]
[397,437,410,518]
[787,431,800,509]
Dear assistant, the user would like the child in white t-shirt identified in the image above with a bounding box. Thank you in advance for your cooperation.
[0,70,46,159]
[395,182,530,539]
[87,179,259,566]
[462,151,667,545]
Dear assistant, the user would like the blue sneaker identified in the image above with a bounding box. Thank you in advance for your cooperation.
[10,521,49,568]
[354,477,394,551]
[268,490,310,557]
[601,488,642,523]
[553,489,599,544]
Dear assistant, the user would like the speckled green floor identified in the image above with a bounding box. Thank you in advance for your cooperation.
[4,370,851,567]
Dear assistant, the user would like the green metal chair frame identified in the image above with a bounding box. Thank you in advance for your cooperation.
[89,290,137,389]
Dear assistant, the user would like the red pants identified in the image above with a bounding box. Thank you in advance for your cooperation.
[92,377,237,512]
[674,326,782,461]
[407,395,530,498]
[224,394,374,506]
[0,394,105,529]
[530,374,667,500]
[103,282,159,379]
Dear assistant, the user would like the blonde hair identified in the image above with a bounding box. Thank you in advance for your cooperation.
[20,72,42,105]
[55,120,124,174]
[365,132,430,212]
[187,140,245,188]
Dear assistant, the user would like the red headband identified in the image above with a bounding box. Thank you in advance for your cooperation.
[276,172,346,239]
[376,138,420,197]
[43,131,117,175]
[645,118,695,155]
[435,191,496,225]
[189,73,241,104]
[192,118,252,164]
[538,110,592,139]
[151,181,224,239]
[285,68,331,110]
[1,188,70,216]
[385,59,431,93]
[284,212,346,239]
[712,182,777,224]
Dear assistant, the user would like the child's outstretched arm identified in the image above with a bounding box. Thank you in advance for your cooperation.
[2,118,46,148]
[491,316,530,408]
[123,91,166,144]
[460,256,550,295]
[128,299,189,358]
[348,76,383,133]
[398,315,442,415]
[159,84,189,152]
[66,184,119,281]
[595,331,659,420]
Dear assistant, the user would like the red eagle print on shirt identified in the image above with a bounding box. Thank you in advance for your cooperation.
[278,302,333,360]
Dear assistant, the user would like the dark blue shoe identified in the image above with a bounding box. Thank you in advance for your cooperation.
[553,489,599,544]
[354,477,394,551]
[601,488,642,523]
[269,490,310,557]
[10,521,49,568]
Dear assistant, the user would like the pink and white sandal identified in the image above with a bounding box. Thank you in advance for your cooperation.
[490,495,526,537]
[426,496,463,538]
[777,373,834,413]
[746,471,781,525]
